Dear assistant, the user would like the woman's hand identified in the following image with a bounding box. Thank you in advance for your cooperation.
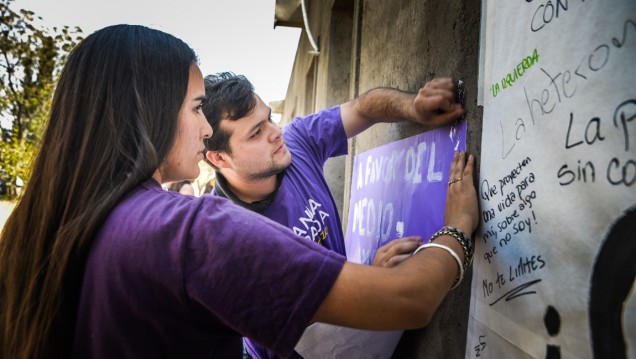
[372,236,422,267]
[444,152,479,236]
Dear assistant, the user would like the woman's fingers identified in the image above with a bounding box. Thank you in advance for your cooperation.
[445,152,479,234]
[463,153,474,180]
[372,236,422,268]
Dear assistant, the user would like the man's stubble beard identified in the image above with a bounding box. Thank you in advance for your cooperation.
[244,153,292,181]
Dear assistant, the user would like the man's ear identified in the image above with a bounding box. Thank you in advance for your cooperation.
[206,151,231,169]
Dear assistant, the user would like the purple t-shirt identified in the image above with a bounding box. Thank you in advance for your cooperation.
[71,179,345,358]
[243,106,348,358]
[264,105,348,255]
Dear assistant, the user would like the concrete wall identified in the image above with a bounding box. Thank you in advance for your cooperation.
[279,1,482,357]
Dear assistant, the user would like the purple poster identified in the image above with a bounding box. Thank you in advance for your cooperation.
[345,120,467,264]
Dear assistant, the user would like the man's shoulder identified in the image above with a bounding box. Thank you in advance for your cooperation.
[283,106,342,139]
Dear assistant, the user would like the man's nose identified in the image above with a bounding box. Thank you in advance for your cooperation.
[268,123,282,142]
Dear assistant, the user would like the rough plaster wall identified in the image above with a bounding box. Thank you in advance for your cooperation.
[282,0,352,218]
[281,35,310,124]
[281,0,483,357]
[317,0,353,218]
[348,1,483,358]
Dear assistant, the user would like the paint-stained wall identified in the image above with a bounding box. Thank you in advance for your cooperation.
[278,1,482,357]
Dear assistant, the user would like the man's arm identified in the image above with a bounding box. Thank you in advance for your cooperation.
[346,77,465,267]
[340,77,464,138]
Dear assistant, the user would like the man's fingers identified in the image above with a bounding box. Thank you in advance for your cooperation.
[413,77,465,126]
[415,91,455,113]
[424,77,454,91]
[428,104,464,126]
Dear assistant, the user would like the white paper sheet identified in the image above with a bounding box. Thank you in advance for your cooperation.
[295,324,402,359]
[468,1,636,358]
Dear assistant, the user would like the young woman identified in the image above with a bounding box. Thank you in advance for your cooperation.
[0,25,478,358]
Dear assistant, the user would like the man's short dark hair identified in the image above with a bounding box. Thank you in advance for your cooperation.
[203,72,256,168]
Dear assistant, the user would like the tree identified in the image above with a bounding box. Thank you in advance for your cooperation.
[0,0,82,196]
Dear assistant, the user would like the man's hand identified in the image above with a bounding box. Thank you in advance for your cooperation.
[372,236,422,268]
[341,77,465,138]
[410,78,465,127]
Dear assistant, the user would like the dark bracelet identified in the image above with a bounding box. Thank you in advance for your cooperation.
[429,226,474,272]
[445,226,474,257]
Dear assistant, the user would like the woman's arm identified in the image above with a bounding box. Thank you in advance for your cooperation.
[313,152,478,329]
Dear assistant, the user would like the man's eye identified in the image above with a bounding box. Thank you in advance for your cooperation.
[250,129,261,138]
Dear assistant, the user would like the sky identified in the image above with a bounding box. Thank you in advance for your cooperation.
[11,0,301,104]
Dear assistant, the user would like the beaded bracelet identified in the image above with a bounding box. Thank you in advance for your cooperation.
[429,226,474,272]
[445,226,473,256]
[413,243,464,290]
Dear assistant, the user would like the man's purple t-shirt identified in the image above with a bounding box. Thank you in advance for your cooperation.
[236,106,348,358]
[263,105,348,254]
[71,179,345,358]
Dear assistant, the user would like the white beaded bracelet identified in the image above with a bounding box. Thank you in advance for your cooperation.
[413,243,464,290]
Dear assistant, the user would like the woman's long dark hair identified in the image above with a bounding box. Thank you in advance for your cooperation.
[0,24,196,358]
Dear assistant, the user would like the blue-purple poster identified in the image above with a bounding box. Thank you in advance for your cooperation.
[345,120,467,264]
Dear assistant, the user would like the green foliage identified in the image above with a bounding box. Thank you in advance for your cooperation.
[0,0,82,196]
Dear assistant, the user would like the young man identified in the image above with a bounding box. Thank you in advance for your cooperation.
[203,73,466,358]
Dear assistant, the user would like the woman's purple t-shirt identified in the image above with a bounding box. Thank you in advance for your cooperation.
[72,179,345,358]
